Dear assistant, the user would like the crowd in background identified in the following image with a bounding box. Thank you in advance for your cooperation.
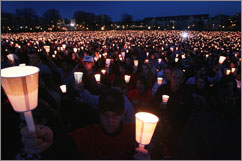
[1,30,241,160]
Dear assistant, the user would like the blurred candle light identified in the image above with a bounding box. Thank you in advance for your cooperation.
[162,95,169,103]
[1,66,39,132]
[44,46,50,53]
[134,60,139,67]
[124,75,131,83]
[101,69,106,75]
[231,68,236,74]
[135,112,159,149]
[74,72,83,84]
[157,77,163,86]
[73,48,77,53]
[60,85,67,93]
[158,58,162,64]
[94,74,101,82]
[219,56,226,64]
[175,58,179,62]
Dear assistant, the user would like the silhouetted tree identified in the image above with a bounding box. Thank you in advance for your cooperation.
[41,9,62,29]
[121,13,133,25]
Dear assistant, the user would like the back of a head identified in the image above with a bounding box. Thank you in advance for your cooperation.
[98,88,124,115]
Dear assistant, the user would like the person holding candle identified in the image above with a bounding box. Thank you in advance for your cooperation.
[28,52,52,76]
[128,75,154,112]
[74,78,135,123]
[153,68,196,159]
[20,89,150,159]
[152,66,172,96]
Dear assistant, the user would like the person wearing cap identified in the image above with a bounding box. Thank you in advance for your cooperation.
[75,78,135,123]
[80,55,101,95]
[20,88,147,159]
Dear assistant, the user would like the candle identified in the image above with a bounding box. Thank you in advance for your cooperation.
[158,58,162,64]
[231,68,236,74]
[60,85,67,93]
[134,60,139,67]
[157,77,163,86]
[219,56,226,64]
[95,74,101,82]
[74,72,83,84]
[73,48,77,53]
[106,59,111,66]
[44,46,50,53]
[175,58,179,62]
[1,66,39,132]
[135,112,159,147]
[101,69,106,75]
[226,69,231,75]
[124,75,131,83]
[162,95,169,103]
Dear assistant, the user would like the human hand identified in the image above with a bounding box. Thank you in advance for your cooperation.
[20,125,53,154]
[133,148,151,160]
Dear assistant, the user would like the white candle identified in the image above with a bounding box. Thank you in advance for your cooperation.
[162,95,169,103]
[157,77,163,86]
[158,58,162,64]
[101,69,106,75]
[74,72,83,84]
[135,112,159,146]
[134,60,139,67]
[124,75,131,83]
[219,56,226,64]
[60,85,67,93]
[73,48,77,53]
[175,58,179,62]
[95,74,101,82]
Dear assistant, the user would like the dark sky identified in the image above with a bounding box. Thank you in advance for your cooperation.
[2,1,241,21]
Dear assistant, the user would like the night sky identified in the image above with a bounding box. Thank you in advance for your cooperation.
[2,1,241,21]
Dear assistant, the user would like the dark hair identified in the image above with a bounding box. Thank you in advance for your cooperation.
[111,78,127,90]
[98,88,124,115]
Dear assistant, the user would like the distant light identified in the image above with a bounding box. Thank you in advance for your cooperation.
[181,32,188,38]
[70,23,75,27]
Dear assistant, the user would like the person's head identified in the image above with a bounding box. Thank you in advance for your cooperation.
[83,56,94,71]
[61,58,75,72]
[170,68,184,92]
[28,53,40,66]
[197,65,207,76]
[98,88,124,134]
[221,76,237,95]
[142,63,150,74]
[119,62,127,75]
[136,75,149,94]
[111,78,128,95]
[195,76,208,90]
[163,66,172,82]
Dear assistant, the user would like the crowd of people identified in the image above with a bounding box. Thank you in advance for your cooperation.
[1,30,241,159]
